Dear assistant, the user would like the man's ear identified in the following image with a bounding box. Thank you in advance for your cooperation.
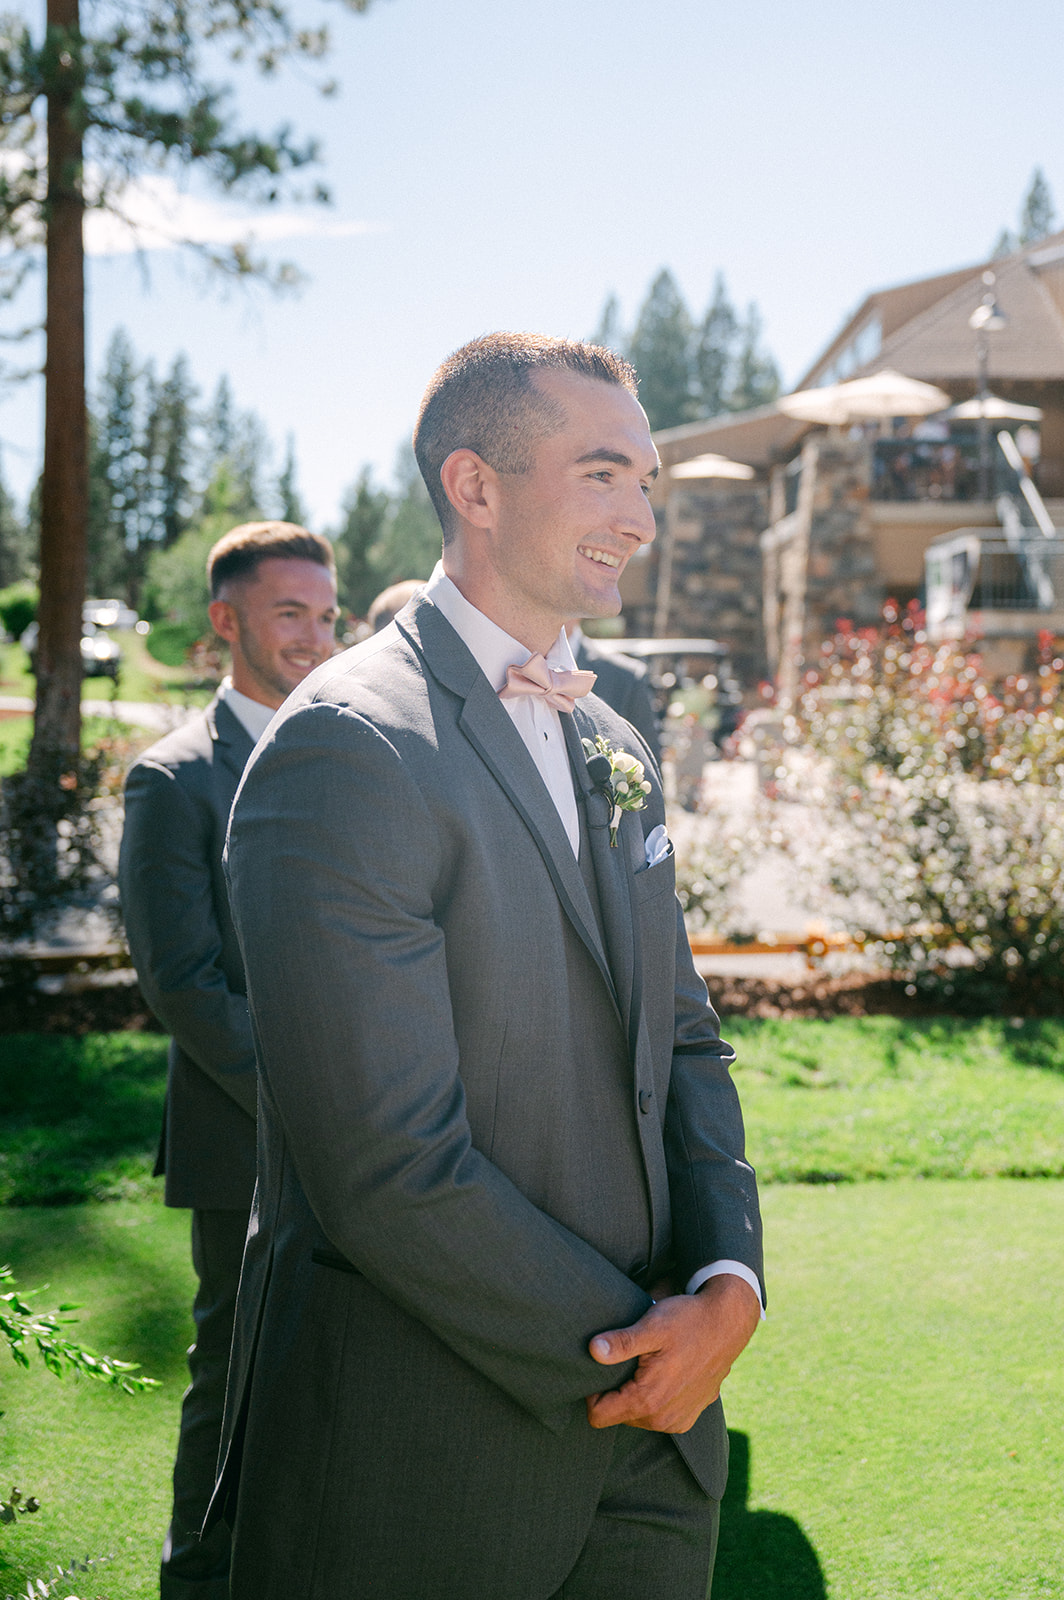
[439,449,497,529]
[208,597,238,644]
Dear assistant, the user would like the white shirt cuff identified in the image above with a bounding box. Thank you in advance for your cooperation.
[684,1260,765,1319]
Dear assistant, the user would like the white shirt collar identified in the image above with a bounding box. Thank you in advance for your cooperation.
[423,562,576,689]
[218,678,277,744]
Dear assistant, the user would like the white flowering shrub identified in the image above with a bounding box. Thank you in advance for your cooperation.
[671,803,757,937]
[768,605,1064,1005]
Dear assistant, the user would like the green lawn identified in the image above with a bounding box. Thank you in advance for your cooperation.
[729,1015,1064,1182]
[3,1020,1064,1209]
[714,1180,1064,1600]
[2,1021,1064,1597]
[0,1035,167,1205]
[1,1185,1059,1600]
[0,1203,193,1600]
[0,713,153,779]
[0,637,215,709]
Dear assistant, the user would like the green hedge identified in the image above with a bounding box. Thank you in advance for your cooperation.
[144,620,203,668]
[0,580,38,642]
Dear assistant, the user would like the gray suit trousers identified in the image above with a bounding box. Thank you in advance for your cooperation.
[161,1209,249,1600]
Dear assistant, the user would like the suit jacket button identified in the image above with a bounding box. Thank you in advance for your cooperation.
[638,1089,653,1114]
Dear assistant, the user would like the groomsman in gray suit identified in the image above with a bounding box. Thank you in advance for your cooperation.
[119,521,338,1599]
[214,334,764,1600]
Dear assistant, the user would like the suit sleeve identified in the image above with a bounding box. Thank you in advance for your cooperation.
[227,702,652,1430]
[120,758,257,1119]
[664,898,765,1307]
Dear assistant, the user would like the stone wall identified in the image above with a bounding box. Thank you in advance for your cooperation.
[799,437,883,657]
[624,484,769,685]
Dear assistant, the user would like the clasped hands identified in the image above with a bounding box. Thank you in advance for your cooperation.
[586,1274,761,1434]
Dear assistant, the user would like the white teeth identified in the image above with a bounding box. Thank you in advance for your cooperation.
[579,547,621,569]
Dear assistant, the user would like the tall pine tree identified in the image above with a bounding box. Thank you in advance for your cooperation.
[0,453,30,589]
[1019,167,1055,246]
[332,467,389,617]
[0,0,373,773]
[150,354,198,550]
[627,269,694,431]
[90,328,142,599]
[728,305,780,412]
[694,273,738,419]
[277,434,307,525]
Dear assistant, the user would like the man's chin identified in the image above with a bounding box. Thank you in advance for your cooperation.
[579,591,623,620]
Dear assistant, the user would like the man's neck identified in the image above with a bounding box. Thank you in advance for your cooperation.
[228,664,283,711]
[440,559,560,657]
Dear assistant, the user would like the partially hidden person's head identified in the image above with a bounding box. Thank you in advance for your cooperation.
[367,579,425,633]
[413,332,658,650]
[207,521,339,709]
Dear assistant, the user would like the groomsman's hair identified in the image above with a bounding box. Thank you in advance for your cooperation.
[413,332,639,540]
[208,521,336,598]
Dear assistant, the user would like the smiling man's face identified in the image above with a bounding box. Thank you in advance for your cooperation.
[482,369,658,646]
[210,556,339,708]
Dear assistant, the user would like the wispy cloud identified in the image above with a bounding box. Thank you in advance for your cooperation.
[82,173,387,257]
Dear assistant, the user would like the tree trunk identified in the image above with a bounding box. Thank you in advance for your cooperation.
[29,0,86,772]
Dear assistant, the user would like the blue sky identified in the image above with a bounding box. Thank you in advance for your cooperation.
[2,0,1063,527]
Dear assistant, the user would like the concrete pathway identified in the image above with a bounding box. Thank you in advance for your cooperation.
[0,695,194,732]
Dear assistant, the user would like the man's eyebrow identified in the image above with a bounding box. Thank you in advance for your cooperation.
[575,448,660,478]
[271,597,338,611]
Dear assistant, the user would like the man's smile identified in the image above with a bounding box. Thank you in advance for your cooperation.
[578,546,623,569]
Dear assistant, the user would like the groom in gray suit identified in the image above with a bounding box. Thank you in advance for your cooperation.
[214,334,764,1599]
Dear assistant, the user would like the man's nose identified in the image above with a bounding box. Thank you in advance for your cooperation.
[618,489,656,547]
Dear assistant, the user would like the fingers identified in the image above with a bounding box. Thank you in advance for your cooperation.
[585,1293,740,1433]
[589,1308,662,1366]
[586,1364,719,1433]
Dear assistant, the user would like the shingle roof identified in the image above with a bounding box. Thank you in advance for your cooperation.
[870,241,1064,383]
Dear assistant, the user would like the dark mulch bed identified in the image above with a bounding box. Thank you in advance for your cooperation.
[0,974,164,1036]
[710,968,1063,1020]
[1,964,1059,1033]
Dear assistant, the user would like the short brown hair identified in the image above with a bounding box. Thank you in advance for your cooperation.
[413,333,638,537]
[367,578,425,632]
[208,521,336,597]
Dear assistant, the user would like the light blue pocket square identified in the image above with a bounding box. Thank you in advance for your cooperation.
[644,823,670,869]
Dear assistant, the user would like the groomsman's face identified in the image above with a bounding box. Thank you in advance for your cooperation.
[209,557,339,708]
[481,370,658,645]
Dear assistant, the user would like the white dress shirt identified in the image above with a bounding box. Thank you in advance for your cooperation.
[424,566,764,1316]
[425,565,581,853]
[218,678,277,745]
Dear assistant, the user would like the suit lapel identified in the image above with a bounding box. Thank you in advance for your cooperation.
[567,705,644,1057]
[209,696,256,787]
[399,600,619,1011]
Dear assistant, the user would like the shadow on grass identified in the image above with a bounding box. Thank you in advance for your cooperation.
[713,1432,826,1600]
[0,1032,168,1203]
[2,1204,194,1386]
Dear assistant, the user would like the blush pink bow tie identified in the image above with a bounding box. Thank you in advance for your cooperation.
[498,654,597,714]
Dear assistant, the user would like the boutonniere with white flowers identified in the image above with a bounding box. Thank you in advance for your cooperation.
[581,735,653,847]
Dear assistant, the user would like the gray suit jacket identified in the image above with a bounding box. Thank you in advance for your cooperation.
[213,596,763,1600]
[575,636,661,764]
[119,695,257,1211]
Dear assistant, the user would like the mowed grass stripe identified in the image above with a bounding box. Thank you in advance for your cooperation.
[726,1015,1064,1183]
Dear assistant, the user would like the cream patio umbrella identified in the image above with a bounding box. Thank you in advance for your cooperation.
[778,368,950,424]
[946,395,1043,422]
[668,452,755,480]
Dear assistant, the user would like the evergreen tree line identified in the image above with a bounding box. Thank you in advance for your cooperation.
[590,267,781,433]
[991,167,1057,258]
[0,327,442,642]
